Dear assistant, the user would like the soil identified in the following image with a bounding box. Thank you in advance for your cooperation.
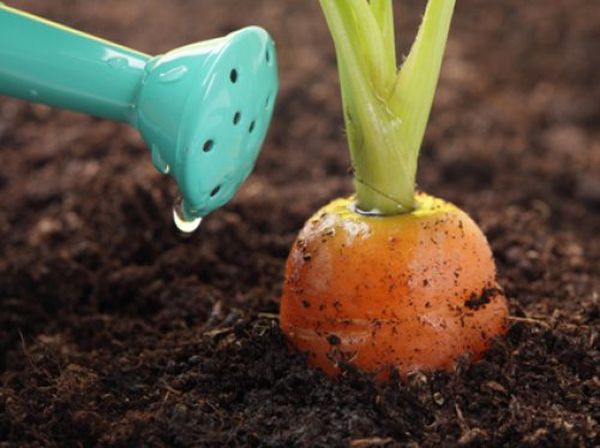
[1,0,599,446]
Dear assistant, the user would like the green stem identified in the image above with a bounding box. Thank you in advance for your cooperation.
[320,0,456,214]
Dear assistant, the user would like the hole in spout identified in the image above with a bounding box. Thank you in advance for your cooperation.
[210,185,221,197]
[203,140,214,152]
[230,69,238,83]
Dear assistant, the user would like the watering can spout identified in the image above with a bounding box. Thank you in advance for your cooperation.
[0,4,279,221]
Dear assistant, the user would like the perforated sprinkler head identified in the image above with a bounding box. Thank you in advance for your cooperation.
[0,4,278,226]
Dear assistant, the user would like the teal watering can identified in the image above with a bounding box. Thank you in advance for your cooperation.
[0,3,278,231]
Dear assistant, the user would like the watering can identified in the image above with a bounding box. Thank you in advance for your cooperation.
[0,3,278,231]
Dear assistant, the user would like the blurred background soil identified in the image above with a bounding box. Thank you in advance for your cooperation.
[0,0,598,446]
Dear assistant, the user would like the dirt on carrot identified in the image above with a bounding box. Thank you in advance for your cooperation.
[1,0,599,446]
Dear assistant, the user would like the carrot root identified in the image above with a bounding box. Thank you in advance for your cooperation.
[280,193,509,380]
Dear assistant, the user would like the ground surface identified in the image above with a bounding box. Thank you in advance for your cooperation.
[1,0,599,446]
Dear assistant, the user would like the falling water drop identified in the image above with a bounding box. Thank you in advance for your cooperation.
[173,196,202,234]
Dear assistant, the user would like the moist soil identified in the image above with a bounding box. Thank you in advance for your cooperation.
[1,0,599,446]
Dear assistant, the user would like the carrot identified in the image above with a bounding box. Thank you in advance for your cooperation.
[279,0,508,380]
[280,194,508,379]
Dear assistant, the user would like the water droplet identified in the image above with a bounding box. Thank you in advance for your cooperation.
[151,144,169,174]
[173,196,202,234]
[159,65,188,83]
[173,208,201,233]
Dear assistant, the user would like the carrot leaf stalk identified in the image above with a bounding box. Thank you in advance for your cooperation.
[320,0,456,215]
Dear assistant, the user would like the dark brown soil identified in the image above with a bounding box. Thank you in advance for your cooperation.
[1,0,599,446]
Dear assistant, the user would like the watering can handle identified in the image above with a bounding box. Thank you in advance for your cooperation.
[0,3,150,122]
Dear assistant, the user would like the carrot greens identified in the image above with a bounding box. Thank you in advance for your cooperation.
[319,0,456,214]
